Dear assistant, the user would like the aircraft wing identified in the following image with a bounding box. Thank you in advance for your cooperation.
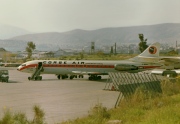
[137,56,180,62]
[138,56,180,68]
[72,71,103,75]
[150,69,180,77]
[158,57,180,69]
[150,69,166,74]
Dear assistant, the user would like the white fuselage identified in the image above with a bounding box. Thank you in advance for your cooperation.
[17,59,161,75]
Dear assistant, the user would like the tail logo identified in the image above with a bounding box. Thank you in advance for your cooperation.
[149,46,157,54]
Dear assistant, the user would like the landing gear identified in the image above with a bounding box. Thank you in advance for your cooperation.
[56,74,84,80]
[57,75,61,79]
[79,75,84,78]
[88,75,102,80]
[69,75,83,80]
[62,75,68,79]
[57,75,68,79]
[70,75,74,80]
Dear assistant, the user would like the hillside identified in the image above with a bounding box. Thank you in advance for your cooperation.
[0,24,31,39]
[2,23,180,51]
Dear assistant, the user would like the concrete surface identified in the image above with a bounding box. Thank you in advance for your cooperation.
[0,68,119,123]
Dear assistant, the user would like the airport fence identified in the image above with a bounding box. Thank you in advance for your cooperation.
[104,72,162,107]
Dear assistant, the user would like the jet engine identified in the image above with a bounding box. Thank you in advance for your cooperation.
[114,64,138,71]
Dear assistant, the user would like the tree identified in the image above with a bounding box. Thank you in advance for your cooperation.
[138,34,148,53]
[110,46,113,54]
[26,41,36,59]
[79,52,84,59]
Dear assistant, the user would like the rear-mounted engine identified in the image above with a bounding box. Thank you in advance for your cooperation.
[114,64,138,71]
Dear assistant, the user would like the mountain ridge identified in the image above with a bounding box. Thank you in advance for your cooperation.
[1,23,180,51]
[0,24,31,39]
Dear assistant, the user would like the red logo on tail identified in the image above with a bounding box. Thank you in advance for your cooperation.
[149,46,157,54]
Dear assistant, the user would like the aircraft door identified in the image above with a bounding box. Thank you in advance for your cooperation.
[38,62,43,69]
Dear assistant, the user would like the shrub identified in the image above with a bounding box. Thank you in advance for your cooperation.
[0,109,28,124]
[0,105,46,124]
[88,103,110,119]
[30,105,46,124]
[161,79,180,96]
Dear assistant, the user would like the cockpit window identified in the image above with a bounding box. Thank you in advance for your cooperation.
[21,64,26,67]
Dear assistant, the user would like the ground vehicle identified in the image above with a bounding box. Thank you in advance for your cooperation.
[0,70,9,82]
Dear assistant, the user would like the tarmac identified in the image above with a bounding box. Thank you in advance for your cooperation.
[0,67,119,123]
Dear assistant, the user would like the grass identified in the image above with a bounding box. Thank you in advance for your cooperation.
[0,105,46,124]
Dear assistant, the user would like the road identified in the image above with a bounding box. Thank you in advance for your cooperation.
[0,68,119,123]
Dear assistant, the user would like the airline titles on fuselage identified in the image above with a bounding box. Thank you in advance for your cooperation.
[42,61,103,65]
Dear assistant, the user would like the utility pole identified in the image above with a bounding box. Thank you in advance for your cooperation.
[114,42,116,55]
[91,42,95,54]
[110,46,114,54]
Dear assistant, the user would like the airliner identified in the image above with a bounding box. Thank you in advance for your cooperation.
[17,42,162,80]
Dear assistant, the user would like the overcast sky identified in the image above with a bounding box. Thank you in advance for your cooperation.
[0,0,180,33]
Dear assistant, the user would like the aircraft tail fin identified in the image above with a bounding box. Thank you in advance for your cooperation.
[138,42,160,57]
[130,42,160,62]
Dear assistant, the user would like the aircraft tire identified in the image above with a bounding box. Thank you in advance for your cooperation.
[62,75,66,79]
[70,76,74,80]
[57,75,60,79]
[89,77,92,80]
[97,76,102,80]
[78,75,83,78]
[94,76,98,80]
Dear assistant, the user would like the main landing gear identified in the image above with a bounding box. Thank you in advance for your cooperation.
[57,74,68,79]
[57,74,84,80]
[56,74,102,80]
[88,75,102,80]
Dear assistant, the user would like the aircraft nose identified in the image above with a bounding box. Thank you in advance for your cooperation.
[17,67,21,71]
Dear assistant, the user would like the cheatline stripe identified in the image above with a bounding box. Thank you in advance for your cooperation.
[19,64,161,71]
